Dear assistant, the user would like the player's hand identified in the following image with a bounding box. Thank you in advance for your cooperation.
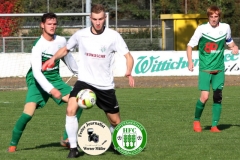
[231,45,239,55]
[188,62,194,72]
[50,88,62,99]
[42,58,55,71]
[125,74,134,87]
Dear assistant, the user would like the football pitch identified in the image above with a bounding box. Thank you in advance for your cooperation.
[1,86,240,160]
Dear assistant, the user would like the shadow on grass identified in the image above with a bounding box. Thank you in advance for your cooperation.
[20,142,147,156]
[203,124,240,131]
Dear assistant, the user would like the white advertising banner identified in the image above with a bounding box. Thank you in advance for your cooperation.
[123,50,240,77]
[0,51,239,77]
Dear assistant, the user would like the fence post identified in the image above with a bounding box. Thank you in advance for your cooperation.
[21,37,24,53]
[3,37,5,53]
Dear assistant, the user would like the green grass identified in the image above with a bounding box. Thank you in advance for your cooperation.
[1,86,240,159]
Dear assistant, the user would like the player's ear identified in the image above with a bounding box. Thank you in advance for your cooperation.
[40,22,44,29]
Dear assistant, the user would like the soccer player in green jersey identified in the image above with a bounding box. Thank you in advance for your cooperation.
[187,6,239,132]
[8,13,83,152]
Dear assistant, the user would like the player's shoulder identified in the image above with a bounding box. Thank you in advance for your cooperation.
[104,27,121,38]
[74,27,90,35]
[105,27,119,34]
[54,35,67,42]
[198,22,209,29]
[219,22,230,28]
[32,36,42,47]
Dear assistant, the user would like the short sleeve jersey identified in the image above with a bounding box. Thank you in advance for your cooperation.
[187,22,233,72]
[26,35,66,93]
[66,27,129,90]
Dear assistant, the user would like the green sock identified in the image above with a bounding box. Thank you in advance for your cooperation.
[9,113,32,146]
[194,99,205,121]
[63,108,83,140]
[212,103,222,127]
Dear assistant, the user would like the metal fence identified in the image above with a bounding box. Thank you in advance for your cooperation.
[0,36,162,53]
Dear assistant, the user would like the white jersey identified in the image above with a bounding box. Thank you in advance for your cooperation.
[66,27,129,90]
[28,35,78,93]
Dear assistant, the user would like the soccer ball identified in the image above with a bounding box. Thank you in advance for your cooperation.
[76,89,96,109]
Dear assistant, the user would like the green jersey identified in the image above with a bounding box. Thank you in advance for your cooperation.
[26,35,78,93]
[188,22,233,72]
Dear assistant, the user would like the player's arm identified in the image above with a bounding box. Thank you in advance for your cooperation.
[227,41,239,55]
[186,26,202,72]
[124,52,134,87]
[61,52,78,75]
[186,46,194,72]
[226,25,239,54]
[42,33,78,71]
[31,47,61,99]
[42,46,69,71]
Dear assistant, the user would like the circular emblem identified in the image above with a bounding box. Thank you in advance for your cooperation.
[112,120,147,156]
[77,120,112,155]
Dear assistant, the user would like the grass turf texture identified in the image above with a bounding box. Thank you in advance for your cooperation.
[1,86,240,160]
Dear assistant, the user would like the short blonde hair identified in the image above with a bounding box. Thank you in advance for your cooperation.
[91,4,105,14]
[207,6,222,18]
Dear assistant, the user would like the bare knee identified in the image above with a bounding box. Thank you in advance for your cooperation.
[23,102,37,116]
[106,112,121,126]
[200,91,209,103]
[66,97,79,116]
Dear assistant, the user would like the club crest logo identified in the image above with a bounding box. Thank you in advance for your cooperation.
[112,120,147,156]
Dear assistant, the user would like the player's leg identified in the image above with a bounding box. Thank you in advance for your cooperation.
[193,71,211,132]
[8,102,36,152]
[210,71,224,132]
[65,81,87,158]
[8,85,48,152]
[51,81,83,148]
[106,112,121,131]
[94,88,120,132]
[94,88,120,151]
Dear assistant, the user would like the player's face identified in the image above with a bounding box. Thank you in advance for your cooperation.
[90,11,106,34]
[41,18,57,36]
[208,13,220,28]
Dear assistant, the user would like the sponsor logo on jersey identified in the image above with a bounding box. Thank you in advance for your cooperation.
[85,53,106,58]
[101,46,106,52]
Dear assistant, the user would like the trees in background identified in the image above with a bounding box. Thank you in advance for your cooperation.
[0,0,24,36]
[1,0,240,37]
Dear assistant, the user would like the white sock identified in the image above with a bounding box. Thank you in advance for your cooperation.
[109,125,115,134]
[66,115,78,148]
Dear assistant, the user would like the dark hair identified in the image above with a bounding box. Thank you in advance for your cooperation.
[207,6,222,18]
[41,13,57,23]
[91,4,105,14]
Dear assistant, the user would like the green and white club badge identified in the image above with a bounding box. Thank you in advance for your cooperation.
[112,120,147,155]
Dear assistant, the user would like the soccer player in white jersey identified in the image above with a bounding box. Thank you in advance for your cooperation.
[42,4,135,158]
[187,6,239,133]
[8,13,83,152]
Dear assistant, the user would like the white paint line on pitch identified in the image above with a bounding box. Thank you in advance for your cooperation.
[0,101,13,104]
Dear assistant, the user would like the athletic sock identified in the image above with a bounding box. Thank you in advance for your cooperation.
[63,108,83,140]
[66,115,78,148]
[212,103,222,127]
[109,125,115,134]
[194,99,205,121]
[9,113,32,146]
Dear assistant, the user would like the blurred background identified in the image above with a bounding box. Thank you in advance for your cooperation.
[1,0,240,52]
